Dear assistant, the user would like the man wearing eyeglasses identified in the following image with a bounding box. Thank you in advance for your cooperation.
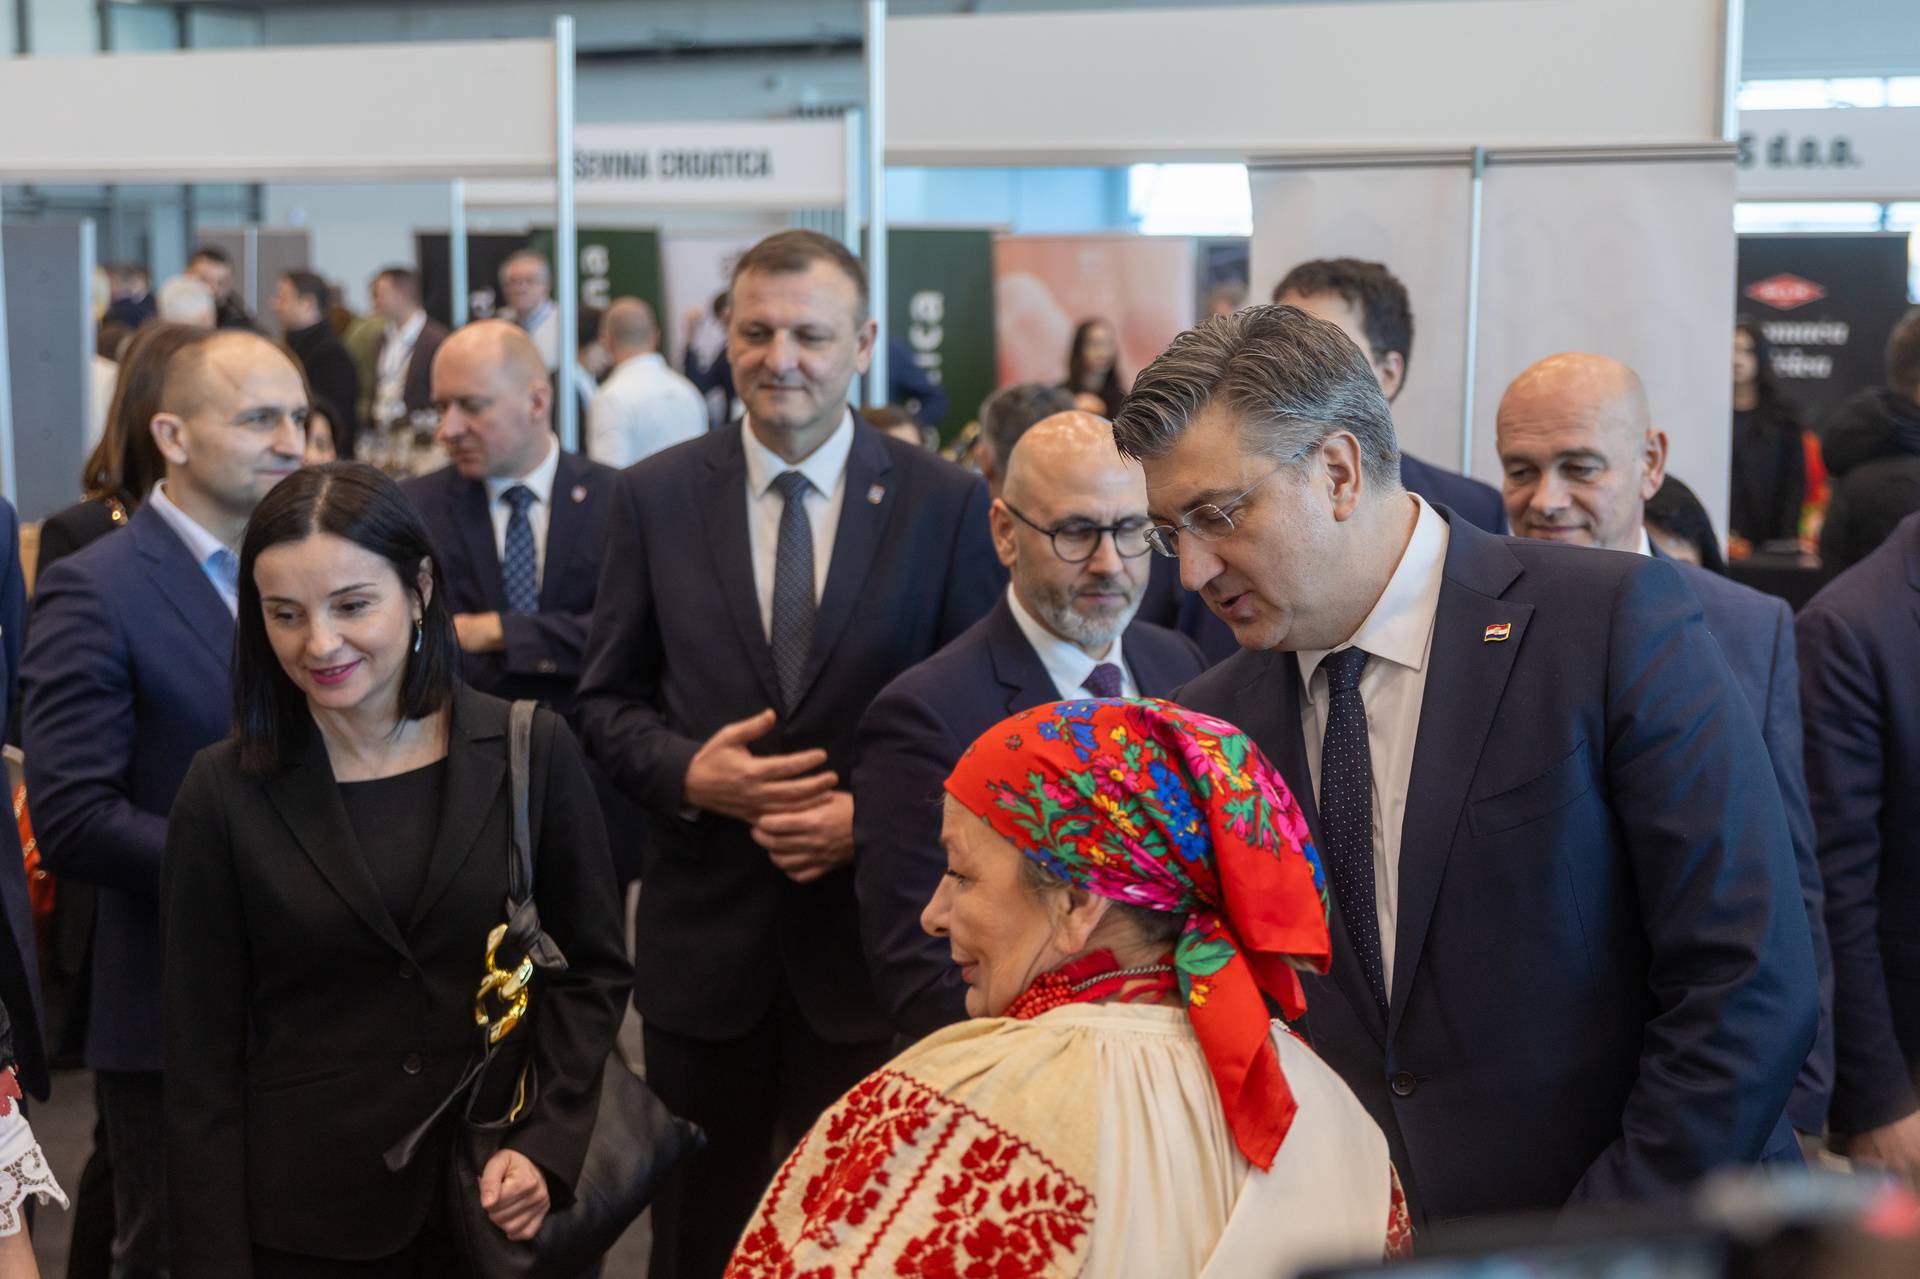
[1118,305,1817,1229]
[852,411,1207,1039]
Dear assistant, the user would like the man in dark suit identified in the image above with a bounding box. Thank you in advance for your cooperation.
[853,412,1207,1039]
[1494,352,1834,1142]
[403,320,613,719]
[369,266,449,432]
[1116,306,1816,1228]
[22,328,307,1277]
[1798,512,1920,1177]
[0,498,47,1105]
[271,269,360,458]
[578,230,1000,1278]
[1274,258,1506,534]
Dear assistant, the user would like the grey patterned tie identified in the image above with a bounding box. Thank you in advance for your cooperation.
[769,471,816,713]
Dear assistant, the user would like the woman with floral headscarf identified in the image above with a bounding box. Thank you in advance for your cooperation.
[726,698,1408,1279]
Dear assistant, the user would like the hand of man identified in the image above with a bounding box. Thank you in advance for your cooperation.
[753,790,855,884]
[684,708,837,825]
[1846,1110,1920,1181]
[479,1148,550,1241]
[453,612,506,654]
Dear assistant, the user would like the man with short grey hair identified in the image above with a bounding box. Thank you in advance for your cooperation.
[1120,304,1816,1227]
[586,296,708,468]
[973,381,1077,497]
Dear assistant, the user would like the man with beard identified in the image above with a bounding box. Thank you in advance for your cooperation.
[852,411,1207,1039]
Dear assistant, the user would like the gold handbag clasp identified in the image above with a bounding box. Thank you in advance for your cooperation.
[474,922,535,1045]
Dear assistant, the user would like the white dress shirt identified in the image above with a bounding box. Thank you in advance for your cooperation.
[523,302,560,371]
[1634,528,1653,558]
[1005,586,1138,701]
[742,411,854,641]
[483,436,561,595]
[148,481,240,617]
[373,309,427,427]
[587,352,709,468]
[1294,494,1451,992]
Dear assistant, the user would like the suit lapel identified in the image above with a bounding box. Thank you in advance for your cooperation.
[796,422,895,708]
[699,430,785,711]
[450,477,508,613]
[1121,625,1185,699]
[985,598,1061,713]
[131,504,233,668]
[265,723,414,962]
[407,687,508,931]
[540,451,589,610]
[1387,521,1531,1035]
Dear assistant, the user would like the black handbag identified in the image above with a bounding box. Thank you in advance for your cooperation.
[385,700,704,1276]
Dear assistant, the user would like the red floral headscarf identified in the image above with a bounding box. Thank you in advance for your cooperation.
[945,697,1331,1170]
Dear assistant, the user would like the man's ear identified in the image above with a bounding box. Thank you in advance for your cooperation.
[1320,432,1366,523]
[989,498,1019,570]
[1639,428,1670,502]
[853,317,878,375]
[1377,350,1407,402]
[150,413,190,467]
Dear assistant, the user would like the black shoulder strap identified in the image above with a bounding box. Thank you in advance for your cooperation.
[503,700,567,974]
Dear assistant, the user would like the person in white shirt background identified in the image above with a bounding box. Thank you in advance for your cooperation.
[586,297,710,468]
[498,250,560,371]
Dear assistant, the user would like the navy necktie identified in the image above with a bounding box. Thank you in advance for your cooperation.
[1083,662,1124,699]
[1319,646,1388,1015]
[769,471,816,712]
[501,485,539,615]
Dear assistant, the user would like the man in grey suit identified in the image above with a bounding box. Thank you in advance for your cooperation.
[1493,352,1834,1141]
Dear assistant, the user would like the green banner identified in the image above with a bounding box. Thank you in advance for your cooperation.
[528,226,666,340]
[888,229,997,444]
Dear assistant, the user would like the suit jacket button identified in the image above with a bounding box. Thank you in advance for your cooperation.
[403,1053,423,1075]
[1390,1071,1417,1097]
[398,965,415,980]
[536,659,557,675]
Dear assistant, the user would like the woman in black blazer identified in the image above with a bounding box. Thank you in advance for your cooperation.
[162,463,629,1277]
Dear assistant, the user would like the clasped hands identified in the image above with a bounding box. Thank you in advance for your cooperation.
[684,708,852,883]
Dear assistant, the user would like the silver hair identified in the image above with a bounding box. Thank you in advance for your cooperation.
[1111,304,1402,487]
[1017,854,1185,947]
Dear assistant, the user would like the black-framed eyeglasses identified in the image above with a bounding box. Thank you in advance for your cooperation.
[1002,501,1154,563]
[1144,464,1286,558]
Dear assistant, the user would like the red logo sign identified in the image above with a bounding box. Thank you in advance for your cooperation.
[1744,273,1828,310]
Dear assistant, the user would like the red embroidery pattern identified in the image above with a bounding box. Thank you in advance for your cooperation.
[728,1071,1094,1279]
[1383,1165,1413,1261]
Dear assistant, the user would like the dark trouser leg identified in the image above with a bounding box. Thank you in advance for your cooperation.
[771,996,892,1157]
[642,1012,784,1279]
[66,1080,118,1279]
[96,1069,168,1279]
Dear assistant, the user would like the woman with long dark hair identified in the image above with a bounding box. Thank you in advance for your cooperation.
[1730,318,1808,551]
[162,462,628,1276]
[1065,318,1127,419]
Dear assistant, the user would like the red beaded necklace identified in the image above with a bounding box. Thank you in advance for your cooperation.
[1005,948,1180,1021]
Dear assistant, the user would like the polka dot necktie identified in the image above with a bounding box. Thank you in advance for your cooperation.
[1082,662,1124,699]
[500,485,539,615]
[1320,646,1388,1016]
[769,471,816,714]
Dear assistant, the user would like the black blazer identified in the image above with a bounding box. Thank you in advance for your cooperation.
[1175,512,1816,1227]
[403,450,618,719]
[1399,451,1506,534]
[32,496,127,581]
[852,596,1206,1037]
[162,688,628,1270]
[578,419,1001,1043]
[375,317,450,420]
[1798,512,1920,1136]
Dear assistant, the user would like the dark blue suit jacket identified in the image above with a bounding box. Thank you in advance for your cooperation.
[1175,512,1816,1227]
[1400,452,1505,534]
[0,501,47,1097]
[402,449,617,719]
[851,596,1206,1037]
[1657,548,1833,1133]
[1796,512,1920,1135]
[578,420,1002,1043]
[21,500,233,1073]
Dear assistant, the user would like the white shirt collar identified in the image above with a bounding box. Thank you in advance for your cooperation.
[1297,494,1449,687]
[1634,527,1653,558]
[1004,584,1127,698]
[148,479,233,567]
[741,409,855,501]
[483,434,561,507]
[388,309,426,346]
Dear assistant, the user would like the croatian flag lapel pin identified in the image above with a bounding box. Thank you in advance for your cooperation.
[867,483,886,506]
[570,484,588,504]
[1483,622,1512,643]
